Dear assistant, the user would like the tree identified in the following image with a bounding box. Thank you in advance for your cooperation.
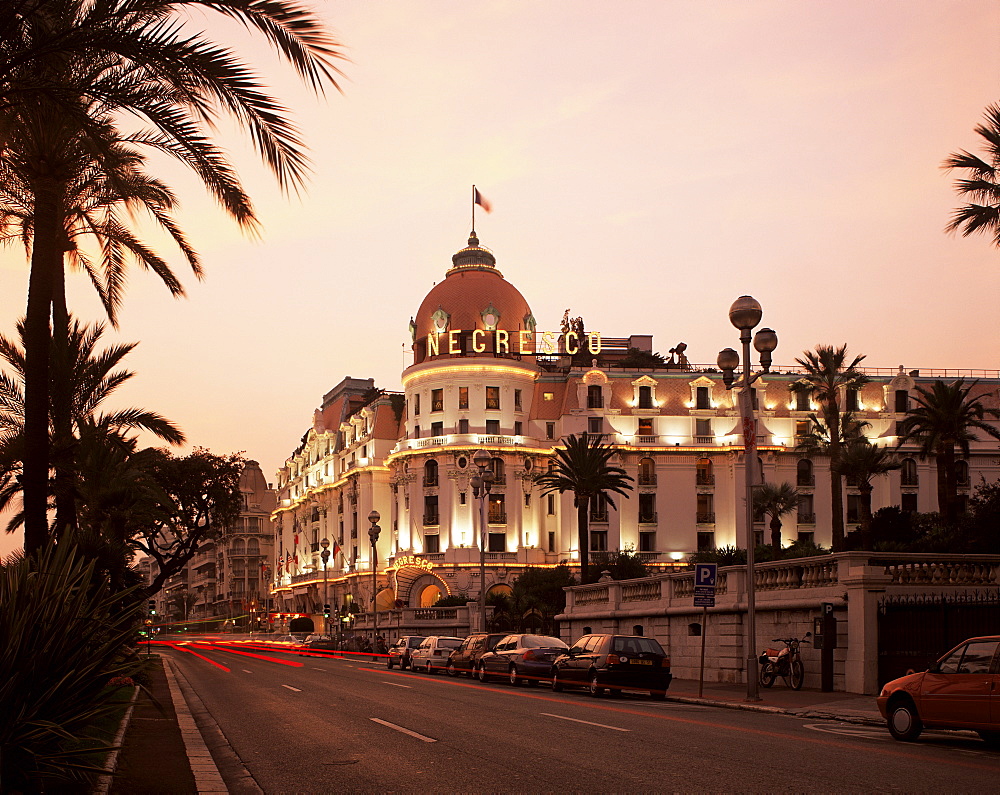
[792,345,869,551]
[896,379,1000,526]
[1,1,343,555]
[510,564,577,633]
[753,482,801,559]
[535,434,634,583]
[136,447,245,596]
[586,547,650,582]
[833,441,901,550]
[943,104,1000,248]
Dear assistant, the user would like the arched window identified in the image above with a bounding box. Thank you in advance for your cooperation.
[797,459,813,487]
[696,457,713,486]
[955,460,970,487]
[902,458,918,487]
[491,457,506,485]
[638,457,656,485]
[247,539,260,556]
[587,384,604,409]
[423,459,438,487]
[231,538,245,556]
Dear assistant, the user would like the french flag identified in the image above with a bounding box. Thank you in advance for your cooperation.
[474,187,492,213]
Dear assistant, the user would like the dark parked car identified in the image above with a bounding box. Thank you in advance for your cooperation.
[477,634,569,686]
[386,636,428,670]
[297,637,338,657]
[551,634,672,699]
[446,633,508,678]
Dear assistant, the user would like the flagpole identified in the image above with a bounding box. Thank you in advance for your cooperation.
[472,184,476,234]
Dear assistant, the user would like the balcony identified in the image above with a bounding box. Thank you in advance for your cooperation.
[696,512,716,524]
[422,477,438,488]
[589,514,609,524]
[696,472,715,486]
[901,474,919,487]
[638,473,657,486]
[634,435,658,445]
[797,513,816,524]
[415,436,448,449]
[638,512,657,524]
[423,513,440,527]
[487,512,507,525]
[694,435,715,445]
[797,475,815,487]
[310,542,320,552]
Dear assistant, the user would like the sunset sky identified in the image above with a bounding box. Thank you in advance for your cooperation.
[1,1,998,556]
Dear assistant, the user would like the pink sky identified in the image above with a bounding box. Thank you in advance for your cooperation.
[2,1,999,557]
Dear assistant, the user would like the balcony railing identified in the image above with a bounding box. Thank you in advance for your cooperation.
[694,435,715,444]
[696,512,716,524]
[423,513,439,527]
[634,435,658,445]
[422,477,438,487]
[589,513,609,524]
[488,512,507,524]
[415,436,448,449]
[696,472,715,486]
[797,513,816,524]
[797,475,815,487]
[638,512,657,524]
[901,474,919,487]
[638,474,657,486]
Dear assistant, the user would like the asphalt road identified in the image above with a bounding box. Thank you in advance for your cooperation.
[163,640,1000,793]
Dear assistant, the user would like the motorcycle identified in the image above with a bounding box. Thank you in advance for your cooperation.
[758,633,810,690]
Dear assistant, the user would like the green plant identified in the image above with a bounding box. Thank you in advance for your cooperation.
[586,546,650,581]
[0,540,143,790]
[432,594,472,607]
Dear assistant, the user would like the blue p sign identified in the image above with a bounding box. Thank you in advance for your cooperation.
[695,563,717,588]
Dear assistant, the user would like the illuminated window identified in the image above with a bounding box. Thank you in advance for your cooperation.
[486,386,500,410]
[488,494,506,524]
[459,387,469,410]
[431,389,443,412]
[543,392,554,401]
[638,418,653,435]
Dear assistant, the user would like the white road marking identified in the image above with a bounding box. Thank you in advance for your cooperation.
[382,681,413,688]
[312,667,326,671]
[804,723,889,740]
[243,669,253,673]
[539,712,630,732]
[370,718,437,743]
[282,685,302,692]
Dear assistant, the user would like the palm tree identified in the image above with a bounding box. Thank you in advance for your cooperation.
[535,434,634,584]
[833,441,901,550]
[792,345,869,551]
[896,379,1000,526]
[943,104,1000,248]
[2,1,344,554]
[753,482,801,559]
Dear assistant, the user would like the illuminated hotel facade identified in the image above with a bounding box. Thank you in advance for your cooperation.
[270,233,1000,625]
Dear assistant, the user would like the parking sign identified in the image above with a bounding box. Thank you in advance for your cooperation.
[695,563,717,588]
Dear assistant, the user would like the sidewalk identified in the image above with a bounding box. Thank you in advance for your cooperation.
[101,660,883,793]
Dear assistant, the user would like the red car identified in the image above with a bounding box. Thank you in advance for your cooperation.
[877,635,1000,745]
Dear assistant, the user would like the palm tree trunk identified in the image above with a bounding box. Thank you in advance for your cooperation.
[827,402,844,552]
[576,495,590,584]
[50,257,77,539]
[937,444,957,526]
[22,179,62,556]
[859,483,874,551]
[770,516,782,559]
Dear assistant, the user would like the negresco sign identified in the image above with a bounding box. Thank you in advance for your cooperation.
[427,330,603,357]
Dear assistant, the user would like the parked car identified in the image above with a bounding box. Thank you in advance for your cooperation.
[550,634,672,699]
[877,635,1000,744]
[298,637,338,657]
[446,633,508,677]
[411,636,464,674]
[477,634,569,686]
[387,636,428,670]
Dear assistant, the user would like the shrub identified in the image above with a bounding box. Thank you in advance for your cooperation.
[0,542,143,790]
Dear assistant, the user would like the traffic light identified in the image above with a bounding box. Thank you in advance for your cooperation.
[148,600,156,616]
[323,604,331,618]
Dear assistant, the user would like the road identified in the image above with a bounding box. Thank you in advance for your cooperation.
[162,639,1000,793]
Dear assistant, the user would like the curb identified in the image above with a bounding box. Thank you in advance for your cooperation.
[93,685,139,795]
[664,694,885,726]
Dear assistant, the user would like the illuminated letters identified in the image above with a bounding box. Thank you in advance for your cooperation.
[540,331,556,354]
[428,332,440,356]
[588,332,602,355]
[518,330,532,354]
[495,329,509,353]
[472,328,487,353]
[565,332,579,354]
[449,330,461,354]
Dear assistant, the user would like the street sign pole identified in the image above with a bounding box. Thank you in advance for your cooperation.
[693,563,717,699]
[698,605,708,698]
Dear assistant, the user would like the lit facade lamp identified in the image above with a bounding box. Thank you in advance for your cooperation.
[471,449,495,633]
[367,511,381,653]
[320,538,330,638]
[716,295,777,703]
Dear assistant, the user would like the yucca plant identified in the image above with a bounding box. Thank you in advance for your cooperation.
[0,540,143,790]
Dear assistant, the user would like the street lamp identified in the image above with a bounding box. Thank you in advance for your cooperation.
[368,510,381,656]
[717,295,777,703]
[320,538,330,637]
[471,449,495,633]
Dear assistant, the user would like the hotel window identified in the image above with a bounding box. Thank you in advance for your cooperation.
[587,385,604,409]
[590,530,608,552]
[488,531,506,552]
[696,457,713,486]
[795,420,811,441]
[488,494,506,524]
[514,389,522,410]
[588,417,602,434]
[845,388,859,412]
[894,390,908,413]
[795,389,810,411]
[901,457,918,486]
[423,459,438,487]
[486,386,501,410]
[546,422,555,439]
[901,492,918,513]
[638,385,653,409]
[430,421,443,437]
[797,458,814,487]
[423,495,439,526]
[486,419,500,435]
[413,425,420,439]
[697,493,715,523]
[638,417,654,436]
[458,418,469,434]
[956,460,970,487]
[590,494,609,523]
[547,494,556,515]
[524,492,531,507]
[695,418,712,442]
[459,491,467,505]
[490,457,506,485]
[797,493,815,523]
[797,530,814,545]
[459,387,469,410]
[548,531,556,552]
[413,393,420,416]
[424,533,440,554]
[846,494,861,524]
[514,421,523,436]
[638,457,656,485]
[638,493,656,523]
[695,386,711,410]
[749,388,758,410]
[697,531,715,551]
[431,389,443,412]
[639,531,656,552]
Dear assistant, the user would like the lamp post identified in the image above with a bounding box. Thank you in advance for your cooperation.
[367,511,381,655]
[471,449,495,633]
[320,538,330,637]
[717,295,777,703]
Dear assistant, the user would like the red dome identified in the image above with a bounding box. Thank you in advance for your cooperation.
[411,235,534,363]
